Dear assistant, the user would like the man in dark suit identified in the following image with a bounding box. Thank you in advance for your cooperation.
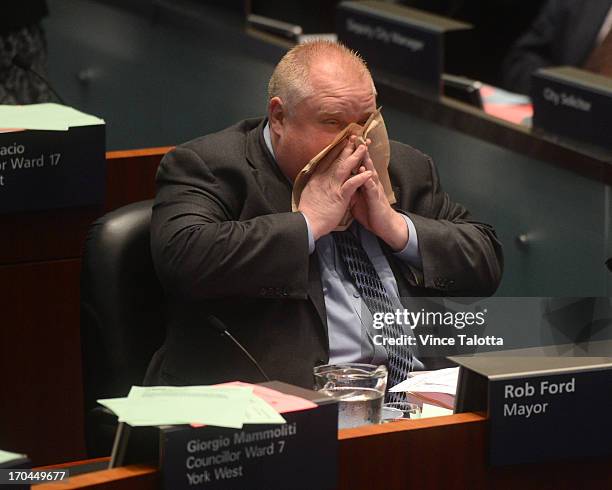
[146,41,503,389]
[502,0,612,94]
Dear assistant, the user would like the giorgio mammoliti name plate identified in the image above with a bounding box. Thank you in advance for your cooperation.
[160,392,338,490]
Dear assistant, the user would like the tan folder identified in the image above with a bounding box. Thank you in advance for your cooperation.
[291,108,396,231]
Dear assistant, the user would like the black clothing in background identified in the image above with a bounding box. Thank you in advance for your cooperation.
[397,0,546,87]
[1,1,48,35]
[0,1,51,104]
[502,0,612,95]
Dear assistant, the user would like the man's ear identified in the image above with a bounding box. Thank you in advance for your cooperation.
[268,97,285,135]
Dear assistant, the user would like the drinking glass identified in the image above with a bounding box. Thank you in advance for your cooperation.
[314,363,387,429]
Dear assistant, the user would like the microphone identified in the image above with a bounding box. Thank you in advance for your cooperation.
[12,54,66,105]
[206,314,270,382]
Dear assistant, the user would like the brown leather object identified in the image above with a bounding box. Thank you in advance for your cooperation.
[291,108,396,231]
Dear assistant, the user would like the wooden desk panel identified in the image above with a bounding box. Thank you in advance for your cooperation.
[339,413,487,489]
[340,413,612,489]
[34,465,158,490]
[32,413,612,490]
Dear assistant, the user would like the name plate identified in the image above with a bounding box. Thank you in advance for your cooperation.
[336,1,470,94]
[160,397,338,489]
[0,124,105,214]
[489,368,612,465]
[531,66,612,150]
[453,353,612,466]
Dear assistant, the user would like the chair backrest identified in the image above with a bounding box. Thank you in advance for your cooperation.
[80,199,165,455]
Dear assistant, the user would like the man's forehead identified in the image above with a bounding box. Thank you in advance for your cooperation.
[315,94,376,117]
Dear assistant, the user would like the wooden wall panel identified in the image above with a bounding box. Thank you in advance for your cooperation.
[0,208,101,265]
[0,260,84,464]
[105,148,171,211]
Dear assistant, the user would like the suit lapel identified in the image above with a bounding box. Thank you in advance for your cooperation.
[308,251,328,335]
[246,120,329,336]
[245,120,293,213]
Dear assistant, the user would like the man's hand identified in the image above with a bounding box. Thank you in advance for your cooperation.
[350,151,409,252]
[298,139,372,240]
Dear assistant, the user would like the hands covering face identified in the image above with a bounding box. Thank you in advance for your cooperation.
[297,136,373,240]
[298,136,409,251]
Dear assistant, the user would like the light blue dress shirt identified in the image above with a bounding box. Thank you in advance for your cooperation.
[263,123,423,367]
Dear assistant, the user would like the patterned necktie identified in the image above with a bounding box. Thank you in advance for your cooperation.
[333,230,413,402]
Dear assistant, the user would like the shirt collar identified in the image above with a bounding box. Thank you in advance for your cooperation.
[263,121,295,187]
[263,122,276,160]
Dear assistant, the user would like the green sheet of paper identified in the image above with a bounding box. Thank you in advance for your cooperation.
[0,103,104,131]
[244,396,287,424]
[0,449,27,464]
[421,403,453,418]
[101,386,252,428]
[98,384,286,428]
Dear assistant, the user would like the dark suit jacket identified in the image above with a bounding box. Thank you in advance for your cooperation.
[502,0,612,94]
[146,118,503,388]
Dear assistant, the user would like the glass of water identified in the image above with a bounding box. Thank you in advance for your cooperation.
[313,363,387,429]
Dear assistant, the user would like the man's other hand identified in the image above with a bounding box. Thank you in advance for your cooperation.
[351,151,409,252]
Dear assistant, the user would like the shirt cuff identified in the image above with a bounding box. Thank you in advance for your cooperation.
[301,212,315,254]
[393,214,422,268]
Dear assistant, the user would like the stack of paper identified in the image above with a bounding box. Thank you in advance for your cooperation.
[389,367,459,409]
[421,403,454,418]
[0,103,105,131]
[0,449,28,466]
[98,384,287,428]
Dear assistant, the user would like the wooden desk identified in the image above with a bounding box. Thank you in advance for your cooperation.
[32,413,612,490]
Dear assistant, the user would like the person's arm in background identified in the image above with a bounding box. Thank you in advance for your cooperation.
[501,0,565,95]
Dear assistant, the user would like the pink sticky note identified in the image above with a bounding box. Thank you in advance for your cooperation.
[483,103,533,125]
[189,381,318,428]
[218,381,318,414]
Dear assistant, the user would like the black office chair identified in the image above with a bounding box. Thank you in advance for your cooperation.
[80,199,166,457]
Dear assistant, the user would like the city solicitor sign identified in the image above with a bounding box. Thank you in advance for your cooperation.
[531,66,612,151]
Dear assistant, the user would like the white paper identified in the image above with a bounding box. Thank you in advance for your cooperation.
[389,367,459,394]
